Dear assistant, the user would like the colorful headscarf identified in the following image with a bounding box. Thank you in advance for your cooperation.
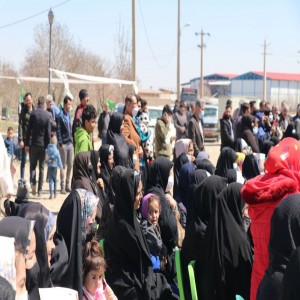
[77,189,99,236]
[44,212,57,242]
[265,137,300,174]
[141,193,160,220]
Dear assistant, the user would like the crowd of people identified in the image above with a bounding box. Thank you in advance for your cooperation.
[1,91,300,300]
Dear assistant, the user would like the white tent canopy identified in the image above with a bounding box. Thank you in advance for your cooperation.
[0,69,138,99]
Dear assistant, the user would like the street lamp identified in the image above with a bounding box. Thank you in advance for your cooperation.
[195,30,210,99]
[177,0,190,101]
[48,9,54,94]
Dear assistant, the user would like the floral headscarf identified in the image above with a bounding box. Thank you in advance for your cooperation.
[77,189,99,236]
[265,137,300,174]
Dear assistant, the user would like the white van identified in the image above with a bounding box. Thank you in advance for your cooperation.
[203,104,220,142]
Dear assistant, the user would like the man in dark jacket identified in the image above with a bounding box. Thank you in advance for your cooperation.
[220,105,234,149]
[173,101,188,140]
[97,102,110,145]
[18,92,33,179]
[25,96,51,196]
[46,95,58,134]
[57,95,73,194]
[188,100,205,157]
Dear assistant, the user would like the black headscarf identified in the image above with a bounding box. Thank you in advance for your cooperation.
[173,152,189,197]
[233,138,244,152]
[225,169,245,185]
[107,112,129,167]
[215,147,238,177]
[72,151,98,195]
[175,163,195,207]
[50,190,82,297]
[262,139,275,156]
[241,115,260,153]
[105,169,152,298]
[107,165,128,205]
[282,122,300,140]
[181,175,227,300]
[257,193,300,300]
[17,202,53,290]
[225,169,237,184]
[0,216,34,256]
[89,150,107,221]
[97,166,128,241]
[242,154,260,180]
[145,157,178,253]
[186,169,209,227]
[99,144,114,190]
[195,183,252,300]
[128,143,136,169]
[279,247,300,300]
[194,158,216,175]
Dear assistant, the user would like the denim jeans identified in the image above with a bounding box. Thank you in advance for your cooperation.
[48,166,57,195]
[20,147,27,179]
[29,146,45,192]
[59,143,73,189]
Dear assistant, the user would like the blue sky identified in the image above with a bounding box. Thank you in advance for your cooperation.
[0,0,299,90]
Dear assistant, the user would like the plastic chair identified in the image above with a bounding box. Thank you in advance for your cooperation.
[99,239,105,256]
[99,239,105,277]
[175,249,186,300]
[188,260,198,300]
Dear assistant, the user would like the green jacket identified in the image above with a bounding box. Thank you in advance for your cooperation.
[154,118,172,159]
[74,127,93,157]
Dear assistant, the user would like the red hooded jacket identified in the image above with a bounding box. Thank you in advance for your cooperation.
[241,137,300,300]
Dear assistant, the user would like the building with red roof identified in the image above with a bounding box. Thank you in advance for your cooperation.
[231,71,300,104]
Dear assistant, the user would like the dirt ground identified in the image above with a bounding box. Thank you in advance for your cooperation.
[0,139,221,216]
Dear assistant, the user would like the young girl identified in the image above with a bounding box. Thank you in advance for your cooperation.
[140,194,167,271]
[82,240,117,300]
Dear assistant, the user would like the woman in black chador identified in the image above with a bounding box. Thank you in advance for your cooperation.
[105,169,179,300]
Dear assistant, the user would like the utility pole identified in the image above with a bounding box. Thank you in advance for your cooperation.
[262,39,270,102]
[132,0,136,81]
[263,39,267,102]
[195,29,210,99]
[176,0,180,101]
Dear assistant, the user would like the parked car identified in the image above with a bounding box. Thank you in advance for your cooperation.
[148,106,163,130]
[203,104,220,142]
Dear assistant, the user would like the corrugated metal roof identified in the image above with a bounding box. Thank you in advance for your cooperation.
[253,71,300,81]
[232,71,300,81]
[216,73,237,79]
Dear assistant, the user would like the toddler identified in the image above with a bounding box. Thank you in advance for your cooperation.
[46,134,63,199]
[82,240,117,300]
[4,127,17,179]
[140,194,167,271]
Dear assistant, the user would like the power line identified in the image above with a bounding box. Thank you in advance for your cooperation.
[137,0,176,69]
[0,0,71,30]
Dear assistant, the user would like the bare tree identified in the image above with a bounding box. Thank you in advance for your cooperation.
[113,21,135,100]
[0,59,19,117]
[21,22,114,108]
